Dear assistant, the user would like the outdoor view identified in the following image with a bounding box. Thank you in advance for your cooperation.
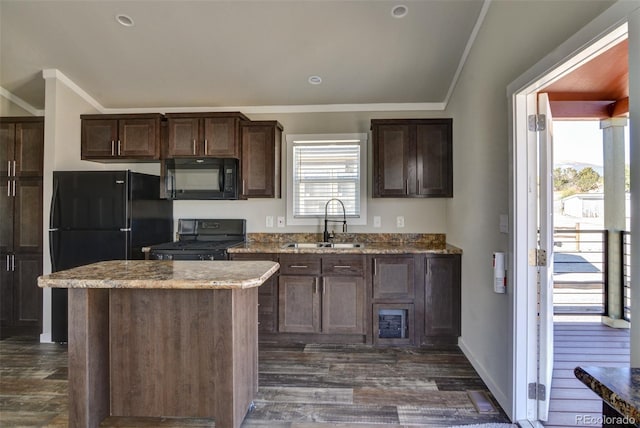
[553,120,631,320]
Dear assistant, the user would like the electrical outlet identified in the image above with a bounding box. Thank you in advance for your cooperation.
[373,216,381,228]
[266,216,274,228]
[396,216,405,228]
[277,216,285,228]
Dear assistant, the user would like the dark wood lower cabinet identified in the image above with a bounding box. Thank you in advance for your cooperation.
[229,253,278,333]
[322,276,365,335]
[278,275,320,333]
[229,251,460,346]
[424,254,461,342]
[0,253,42,337]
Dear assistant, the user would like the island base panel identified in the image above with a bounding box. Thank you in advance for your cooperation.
[69,288,258,428]
[68,289,110,428]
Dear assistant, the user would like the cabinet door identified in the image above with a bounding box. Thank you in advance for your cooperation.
[13,179,43,253]
[424,255,461,337]
[119,118,159,159]
[12,253,42,327]
[203,117,239,158]
[278,275,320,333]
[372,256,415,300]
[82,119,118,159]
[167,117,200,157]
[15,121,44,177]
[1,122,15,177]
[322,276,364,334]
[416,121,452,197]
[0,254,12,326]
[373,124,413,197]
[0,180,14,253]
[241,123,279,198]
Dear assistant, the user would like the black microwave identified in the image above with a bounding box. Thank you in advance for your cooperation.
[164,158,239,200]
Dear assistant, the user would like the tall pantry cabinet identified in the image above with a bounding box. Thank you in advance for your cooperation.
[0,117,44,338]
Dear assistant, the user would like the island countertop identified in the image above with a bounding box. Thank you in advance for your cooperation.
[37,260,280,290]
[575,366,640,425]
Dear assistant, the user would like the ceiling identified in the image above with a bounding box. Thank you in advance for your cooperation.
[546,38,629,118]
[0,0,487,111]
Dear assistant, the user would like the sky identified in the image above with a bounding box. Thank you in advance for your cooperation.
[553,120,630,167]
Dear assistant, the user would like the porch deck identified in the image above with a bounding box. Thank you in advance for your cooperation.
[543,320,630,428]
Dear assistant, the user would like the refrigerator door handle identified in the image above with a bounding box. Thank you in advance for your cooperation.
[120,228,132,232]
[49,178,60,229]
[49,230,59,273]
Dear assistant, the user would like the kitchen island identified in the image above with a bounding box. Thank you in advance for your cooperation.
[575,366,640,427]
[38,260,280,428]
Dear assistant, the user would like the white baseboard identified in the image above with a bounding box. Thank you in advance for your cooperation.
[458,337,512,422]
[39,332,52,343]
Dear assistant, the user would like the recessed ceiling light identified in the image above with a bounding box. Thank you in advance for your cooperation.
[308,75,322,85]
[115,14,135,27]
[391,5,408,18]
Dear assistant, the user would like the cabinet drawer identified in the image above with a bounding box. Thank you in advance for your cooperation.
[279,255,321,275]
[322,255,364,276]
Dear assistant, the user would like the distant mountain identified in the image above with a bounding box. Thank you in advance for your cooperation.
[554,161,603,175]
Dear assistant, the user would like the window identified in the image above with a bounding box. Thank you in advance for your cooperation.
[286,133,367,226]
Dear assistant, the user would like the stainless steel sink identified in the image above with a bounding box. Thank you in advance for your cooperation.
[326,243,365,249]
[281,242,328,249]
[281,242,364,249]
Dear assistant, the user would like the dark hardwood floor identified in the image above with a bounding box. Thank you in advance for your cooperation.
[543,320,630,428]
[0,337,512,427]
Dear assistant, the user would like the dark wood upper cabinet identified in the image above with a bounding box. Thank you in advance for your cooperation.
[81,114,162,161]
[1,118,44,178]
[240,120,282,198]
[165,112,248,159]
[372,118,452,198]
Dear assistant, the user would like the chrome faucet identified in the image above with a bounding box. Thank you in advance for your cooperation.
[323,198,347,242]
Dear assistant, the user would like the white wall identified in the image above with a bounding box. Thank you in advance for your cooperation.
[444,0,616,419]
[0,96,33,116]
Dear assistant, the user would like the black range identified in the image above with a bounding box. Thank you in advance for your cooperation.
[148,219,246,261]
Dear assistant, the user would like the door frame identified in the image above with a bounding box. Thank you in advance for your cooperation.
[507,4,635,423]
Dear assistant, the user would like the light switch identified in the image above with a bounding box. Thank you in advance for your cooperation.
[373,216,381,228]
[396,216,405,228]
[499,214,508,234]
[266,216,274,228]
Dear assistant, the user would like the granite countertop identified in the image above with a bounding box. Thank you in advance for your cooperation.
[38,260,280,290]
[575,366,640,423]
[227,232,462,255]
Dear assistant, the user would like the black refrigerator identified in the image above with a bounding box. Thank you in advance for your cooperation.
[49,171,172,342]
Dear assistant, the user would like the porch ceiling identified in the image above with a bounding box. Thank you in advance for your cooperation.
[545,39,628,119]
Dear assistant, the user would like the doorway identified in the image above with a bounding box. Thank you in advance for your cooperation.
[508,20,631,426]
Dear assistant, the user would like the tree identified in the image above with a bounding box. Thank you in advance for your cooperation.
[575,167,601,192]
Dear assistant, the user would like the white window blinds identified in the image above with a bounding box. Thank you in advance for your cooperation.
[292,142,361,217]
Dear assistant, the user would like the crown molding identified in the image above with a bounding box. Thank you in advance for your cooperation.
[42,69,105,112]
[443,0,491,106]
